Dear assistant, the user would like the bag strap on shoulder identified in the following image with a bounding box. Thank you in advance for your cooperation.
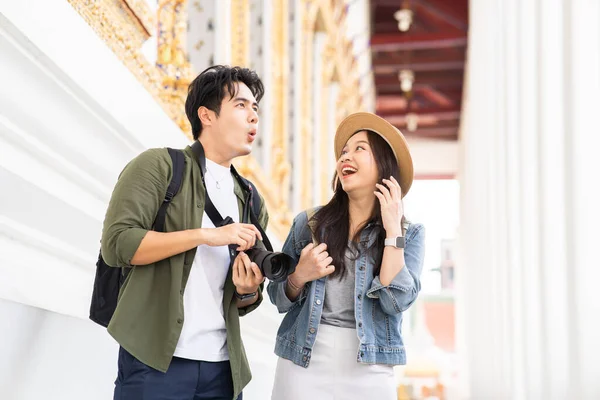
[152,148,185,232]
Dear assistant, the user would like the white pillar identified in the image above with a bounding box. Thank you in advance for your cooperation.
[515,1,544,396]
[564,1,600,398]
[311,32,326,206]
[327,82,340,194]
[260,0,273,173]
[457,0,600,398]
[214,0,231,65]
[248,0,273,172]
[289,0,303,214]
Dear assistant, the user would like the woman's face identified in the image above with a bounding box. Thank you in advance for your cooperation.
[336,131,379,195]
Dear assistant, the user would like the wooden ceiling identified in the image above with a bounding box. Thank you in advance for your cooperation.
[370,0,468,140]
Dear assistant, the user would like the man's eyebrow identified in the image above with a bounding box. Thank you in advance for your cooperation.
[233,97,259,109]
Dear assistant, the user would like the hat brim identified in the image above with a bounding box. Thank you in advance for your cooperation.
[334,112,414,197]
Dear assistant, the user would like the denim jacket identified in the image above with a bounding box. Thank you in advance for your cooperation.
[267,209,425,368]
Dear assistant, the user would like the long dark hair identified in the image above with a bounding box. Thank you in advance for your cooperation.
[312,130,405,278]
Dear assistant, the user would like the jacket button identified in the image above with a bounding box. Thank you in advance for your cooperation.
[177,318,183,324]
[302,356,307,362]
[197,203,201,208]
[180,289,184,295]
[358,322,363,328]
[309,328,316,334]
[316,299,321,305]
[359,266,365,271]
[357,294,362,300]
[360,351,364,357]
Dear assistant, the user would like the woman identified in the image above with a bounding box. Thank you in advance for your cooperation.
[267,112,426,399]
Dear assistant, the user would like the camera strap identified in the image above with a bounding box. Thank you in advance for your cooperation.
[190,141,273,252]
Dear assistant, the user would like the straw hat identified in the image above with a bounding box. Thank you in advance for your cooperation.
[334,112,414,197]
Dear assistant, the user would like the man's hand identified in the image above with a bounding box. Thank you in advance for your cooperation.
[232,252,265,295]
[201,223,262,251]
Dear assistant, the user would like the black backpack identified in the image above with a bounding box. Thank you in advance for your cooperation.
[89,148,264,327]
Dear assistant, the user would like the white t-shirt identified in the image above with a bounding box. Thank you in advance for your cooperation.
[173,158,239,361]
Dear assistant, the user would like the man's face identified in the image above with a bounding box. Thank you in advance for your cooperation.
[211,82,259,159]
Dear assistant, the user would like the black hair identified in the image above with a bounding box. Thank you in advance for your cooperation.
[312,130,405,278]
[185,65,265,140]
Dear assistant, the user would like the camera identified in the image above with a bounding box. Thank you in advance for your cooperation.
[245,247,297,283]
[220,216,297,283]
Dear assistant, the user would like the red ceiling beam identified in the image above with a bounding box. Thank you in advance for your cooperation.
[374,73,464,87]
[374,7,466,34]
[414,0,468,31]
[371,32,467,51]
[407,120,461,129]
[398,127,459,138]
[373,50,466,68]
[374,61,464,73]
[376,95,409,111]
[377,87,456,108]
[374,49,465,62]
[384,114,460,130]
[373,0,468,27]
[377,86,464,98]
[394,121,460,131]
[376,82,465,98]
[419,86,455,107]
[378,106,461,118]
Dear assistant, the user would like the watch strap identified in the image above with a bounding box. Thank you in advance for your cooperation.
[234,290,257,300]
[384,236,405,248]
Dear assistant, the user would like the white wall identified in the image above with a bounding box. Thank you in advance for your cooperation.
[0,2,282,399]
[407,138,459,178]
[456,0,600,399]
[0,0,189,320]
[0,299,282,400]
[0,298,119,400]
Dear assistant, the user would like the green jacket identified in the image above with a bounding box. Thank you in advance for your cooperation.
[101,145,268,399]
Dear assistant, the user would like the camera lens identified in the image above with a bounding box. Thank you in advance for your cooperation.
[246,248,296,282]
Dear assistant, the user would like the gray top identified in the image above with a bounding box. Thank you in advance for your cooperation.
[320,246,357,328]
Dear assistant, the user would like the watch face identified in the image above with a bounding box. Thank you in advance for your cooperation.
[396,237,406,248]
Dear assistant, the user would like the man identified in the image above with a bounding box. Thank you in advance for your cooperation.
[101,65,267,400]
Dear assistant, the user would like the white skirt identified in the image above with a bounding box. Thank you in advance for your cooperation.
[271,324,396,400]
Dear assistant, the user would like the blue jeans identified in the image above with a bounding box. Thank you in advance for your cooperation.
[114,347,242,400]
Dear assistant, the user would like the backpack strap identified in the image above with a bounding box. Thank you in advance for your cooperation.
[153,148,185,232]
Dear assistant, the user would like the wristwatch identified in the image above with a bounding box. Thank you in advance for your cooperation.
[384,236,405,249]
[234,290,257,300]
